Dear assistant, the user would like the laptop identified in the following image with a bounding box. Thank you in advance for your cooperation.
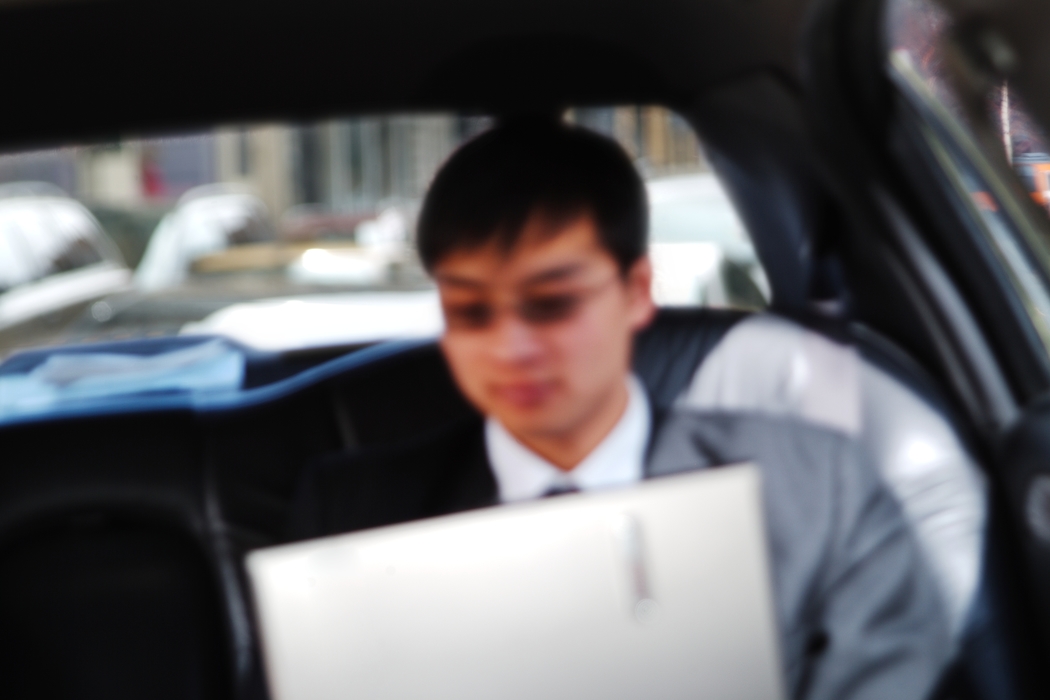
[247,464,784,700]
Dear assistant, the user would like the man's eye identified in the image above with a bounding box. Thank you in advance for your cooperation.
[520,295,579,324]
[447,303,493,328]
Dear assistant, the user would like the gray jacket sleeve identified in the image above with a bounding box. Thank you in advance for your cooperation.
[648,410,952,700]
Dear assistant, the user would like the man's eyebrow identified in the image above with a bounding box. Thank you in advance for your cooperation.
[520,263,585,286]
[434,273,487,288]
[435,263,585,289]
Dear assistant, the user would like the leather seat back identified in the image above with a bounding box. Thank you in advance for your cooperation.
[0,411,239,700]
[0,510,231,700]
[632,307,749,413]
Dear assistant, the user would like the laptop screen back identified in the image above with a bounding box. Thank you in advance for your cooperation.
[247,464,784,700]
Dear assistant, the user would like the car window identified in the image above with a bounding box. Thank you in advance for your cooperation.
[887,0,1050,355]
[0,107,767,357]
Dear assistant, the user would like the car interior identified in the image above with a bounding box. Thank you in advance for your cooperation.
[2,0,1050,698]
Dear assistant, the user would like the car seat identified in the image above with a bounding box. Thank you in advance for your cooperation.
[634,309,1041,696]
[0,411,241,700]
[676,312,987,636]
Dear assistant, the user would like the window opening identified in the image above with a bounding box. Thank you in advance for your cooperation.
[888,0,1050,354]
[0,107,766,357]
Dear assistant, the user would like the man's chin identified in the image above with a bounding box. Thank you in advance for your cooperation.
[489,409,570,443]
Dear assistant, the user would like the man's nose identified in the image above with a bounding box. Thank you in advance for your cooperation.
[489,313,544,365]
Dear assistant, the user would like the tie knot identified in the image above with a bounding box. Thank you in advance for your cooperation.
[542,483,580,498]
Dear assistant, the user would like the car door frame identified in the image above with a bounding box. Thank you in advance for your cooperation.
[803,0,1050,689]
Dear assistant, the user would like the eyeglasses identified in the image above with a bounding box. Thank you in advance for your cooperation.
[442,275,620,331]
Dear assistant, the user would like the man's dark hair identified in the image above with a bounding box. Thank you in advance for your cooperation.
[417,117,647,274]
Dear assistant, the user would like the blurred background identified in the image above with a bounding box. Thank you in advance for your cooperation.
[0,106,768,358]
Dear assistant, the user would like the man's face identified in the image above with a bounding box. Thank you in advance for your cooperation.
[434,213,654,445]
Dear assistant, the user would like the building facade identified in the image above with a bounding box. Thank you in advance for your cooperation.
[0,107,707,222]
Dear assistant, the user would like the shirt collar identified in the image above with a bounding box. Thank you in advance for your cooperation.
[486,375,651,503]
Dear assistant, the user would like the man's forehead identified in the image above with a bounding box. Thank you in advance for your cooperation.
[432,216,612,288]
[436,261,588,289]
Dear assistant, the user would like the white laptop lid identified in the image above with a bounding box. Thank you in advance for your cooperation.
[247,464,784,700]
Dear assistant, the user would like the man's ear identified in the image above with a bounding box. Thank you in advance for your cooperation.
[625,255,656,332]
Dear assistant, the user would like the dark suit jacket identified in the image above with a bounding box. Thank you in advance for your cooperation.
[288,402,668,539]
[288,416,495,539]
[286,406,951,700]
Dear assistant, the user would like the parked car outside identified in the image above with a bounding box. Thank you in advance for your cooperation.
[0,182,130,352]
[647,172,767,308]
[135,183,278,291]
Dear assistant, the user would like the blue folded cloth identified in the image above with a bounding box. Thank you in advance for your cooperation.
[0,339,244,417]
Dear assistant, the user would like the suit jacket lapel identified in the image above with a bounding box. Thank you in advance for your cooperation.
[644,392,670,478]
[424,425,499,515]
[643,391,722,478]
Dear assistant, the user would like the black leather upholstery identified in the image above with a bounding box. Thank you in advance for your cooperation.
[633,307,749,412]
[0,412,235,700]
[0,514,230,700]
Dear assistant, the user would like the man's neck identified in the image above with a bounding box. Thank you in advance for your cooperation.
[511,379,631,472]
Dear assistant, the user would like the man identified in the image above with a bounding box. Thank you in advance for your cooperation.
[288,118,951,699]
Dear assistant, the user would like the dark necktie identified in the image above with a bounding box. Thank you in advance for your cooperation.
[542,483,580,498]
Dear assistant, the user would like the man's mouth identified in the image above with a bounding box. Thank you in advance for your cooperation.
[492,381,557,408]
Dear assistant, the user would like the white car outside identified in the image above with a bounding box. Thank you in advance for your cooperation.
[181,291,443,351]
[647,173,767,306]
[0,183,130,332]
[136,183,274,291]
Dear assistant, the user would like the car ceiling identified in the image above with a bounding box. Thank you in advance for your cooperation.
[0,0,812,150]
[0,0,837,339]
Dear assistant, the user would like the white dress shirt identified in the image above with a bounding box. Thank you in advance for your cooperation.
[486,374,651,503]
